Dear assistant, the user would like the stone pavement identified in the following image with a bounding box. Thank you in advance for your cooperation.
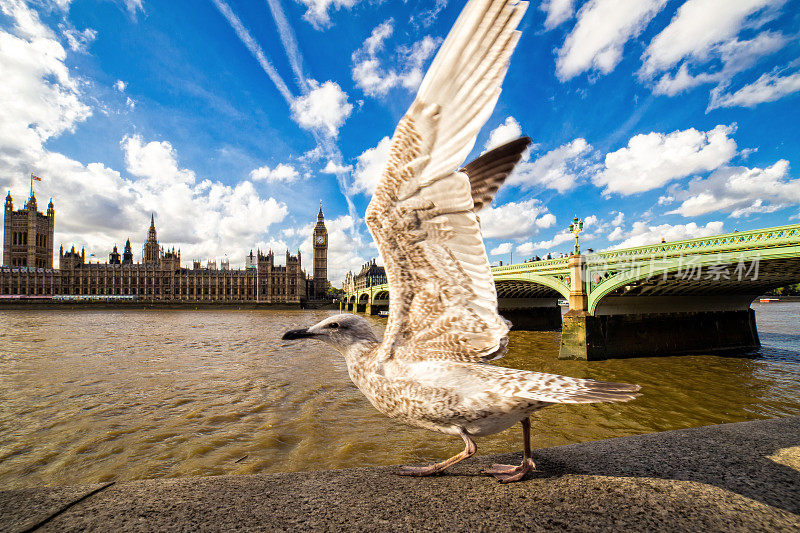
[2,417,799,532]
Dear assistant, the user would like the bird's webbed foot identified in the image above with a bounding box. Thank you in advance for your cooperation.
[483,456,535,483]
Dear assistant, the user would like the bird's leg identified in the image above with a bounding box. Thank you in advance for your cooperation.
[397,429,476,477]
[483,417,536,483]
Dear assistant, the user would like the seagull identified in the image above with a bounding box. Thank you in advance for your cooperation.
[283,0,640,483]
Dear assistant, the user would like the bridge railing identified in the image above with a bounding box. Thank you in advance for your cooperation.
[592,223,800,265]
[492,257,569,275]
[342,223,800,300]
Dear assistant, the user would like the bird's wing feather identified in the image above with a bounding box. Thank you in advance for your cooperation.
[365,0,528,364]
[401,361,641,404]
[461,136,531,212]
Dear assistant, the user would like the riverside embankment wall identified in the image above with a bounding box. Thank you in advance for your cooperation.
[2,417,798,532]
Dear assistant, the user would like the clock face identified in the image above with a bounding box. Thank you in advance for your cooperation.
[316,235,325,244]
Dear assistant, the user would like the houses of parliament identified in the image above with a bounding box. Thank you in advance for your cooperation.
[1,191,329,304]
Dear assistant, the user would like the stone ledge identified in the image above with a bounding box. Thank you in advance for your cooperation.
[2,417,799,532]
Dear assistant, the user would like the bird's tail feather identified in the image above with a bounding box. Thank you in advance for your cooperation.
[512,375,641,404]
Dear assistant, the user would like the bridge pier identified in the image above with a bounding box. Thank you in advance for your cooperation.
[371,303,388,316]
[498,298,563,331]
[559,309,760,360]
[501,308,562,330]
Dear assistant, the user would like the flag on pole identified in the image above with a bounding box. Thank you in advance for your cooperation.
[31,174,41,181]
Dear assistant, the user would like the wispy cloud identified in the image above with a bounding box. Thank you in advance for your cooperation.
[211,0,294,104]
[265,0,309,92]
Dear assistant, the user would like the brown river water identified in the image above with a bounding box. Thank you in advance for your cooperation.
[1,303,799,489]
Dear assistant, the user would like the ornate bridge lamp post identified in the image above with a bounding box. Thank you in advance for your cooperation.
[565,215,589,321]
[569,216,584,256]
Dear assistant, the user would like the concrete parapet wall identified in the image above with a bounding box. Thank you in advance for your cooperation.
[560,308,760,360]
[2,417,798,531]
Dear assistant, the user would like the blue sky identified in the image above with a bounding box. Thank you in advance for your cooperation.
[1,0,799,282]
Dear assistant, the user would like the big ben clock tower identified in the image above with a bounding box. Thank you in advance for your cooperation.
[312,203,328,298]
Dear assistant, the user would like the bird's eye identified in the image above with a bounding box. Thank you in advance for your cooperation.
[328,322,339,329]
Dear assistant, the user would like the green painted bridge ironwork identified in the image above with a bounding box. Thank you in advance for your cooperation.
[341,223,800,360]
[343,223,800,315]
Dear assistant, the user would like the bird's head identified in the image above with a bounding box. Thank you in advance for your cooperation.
[282,314,379,353]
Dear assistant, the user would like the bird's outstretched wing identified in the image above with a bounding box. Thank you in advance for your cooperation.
[462,136,531,212]
[365,0,528,364]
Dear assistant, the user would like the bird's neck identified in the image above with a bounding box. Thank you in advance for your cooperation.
[342,340,381,385]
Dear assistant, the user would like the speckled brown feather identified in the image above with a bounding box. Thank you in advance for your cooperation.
[334,0,641,443]
[461,136,532,211]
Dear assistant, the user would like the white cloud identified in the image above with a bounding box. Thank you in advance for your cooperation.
[0,4,291,267]
[114,80,127,92]
[118,134,289,262]
[294,0,360,29]
[639,0,790,104]
[484,117,523,152]
[290,79,352,138]
[607,226,624,241]
[322,160,352,174]
[541,0,574,29]
[480,199,555,239]
[611,211,625,226]
[556,0,666,80]
[0,2,91,162]
[364,18,393,55]
[482,118,590,193]
[62,26,96,52]
[249,163,300,183]
[607,220,724,248]
[122,135,194,185]
[537,213,557,228]
[508,138,593,193]
[123,0,144,17]
[651,32,787,97]
[352,19,440,97]
[516,231,573,256]
[641,0,784,77]
[709,70,800,109]
[125,96,135,110]
[490,242,513,255]
[409,0,447,28]
[668,160,800,217]
[593,124,737,195]
[351,136,391,195]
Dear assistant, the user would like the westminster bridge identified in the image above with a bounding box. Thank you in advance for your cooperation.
[342,223,800,360]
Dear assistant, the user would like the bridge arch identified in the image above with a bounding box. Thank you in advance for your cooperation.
[586,254,796,315]
[494,275,570,300]
[373,290,390,301]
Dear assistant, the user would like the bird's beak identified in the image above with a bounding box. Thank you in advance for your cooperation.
[282,328,315,340]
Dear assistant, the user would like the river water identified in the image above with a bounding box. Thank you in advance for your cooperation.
[1,303,799,489]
